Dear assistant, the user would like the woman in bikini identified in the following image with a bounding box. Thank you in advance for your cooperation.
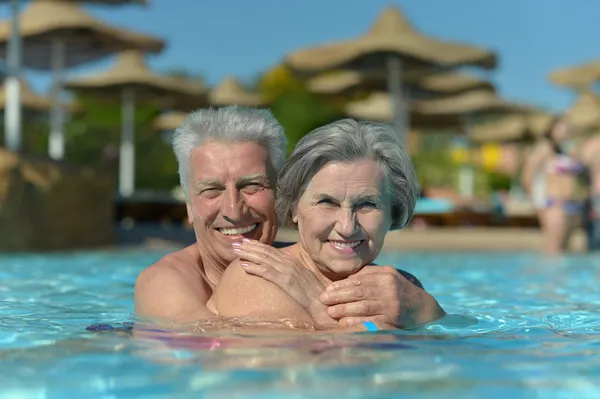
[522,116,586,255]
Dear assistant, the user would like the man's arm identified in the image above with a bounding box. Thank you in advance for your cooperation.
[134,264,214,324]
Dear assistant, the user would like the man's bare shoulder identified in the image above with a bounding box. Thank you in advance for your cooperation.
[153,245,200,270]
[134,245,211,321]
[138,245,199,279]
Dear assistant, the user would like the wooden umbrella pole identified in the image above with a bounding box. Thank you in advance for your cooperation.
[49,37,65,160]
[119,86,136,197]
[387,54,406,143]
[459,114,475,199]
[4,0,22,152]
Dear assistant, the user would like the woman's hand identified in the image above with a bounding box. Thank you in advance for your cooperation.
[233,239,337,328]
[320,266,446,329]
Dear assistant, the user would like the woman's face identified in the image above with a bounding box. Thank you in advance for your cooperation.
[292,159,393,280]
[552,119,572,143]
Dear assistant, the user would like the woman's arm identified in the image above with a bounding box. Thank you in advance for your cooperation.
[521,144,547,193]
[212,259,316,326]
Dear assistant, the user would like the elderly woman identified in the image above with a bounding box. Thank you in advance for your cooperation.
[208,119,445,331]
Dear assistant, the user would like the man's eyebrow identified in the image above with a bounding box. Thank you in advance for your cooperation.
[237,173,270,184]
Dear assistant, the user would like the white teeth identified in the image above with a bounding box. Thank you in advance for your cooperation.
[330,240,361,249]
[218,224,258,236]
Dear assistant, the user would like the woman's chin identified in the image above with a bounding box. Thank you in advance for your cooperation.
[323,261,367,279]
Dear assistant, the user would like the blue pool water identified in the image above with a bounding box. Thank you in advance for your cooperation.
[2,250,600,398]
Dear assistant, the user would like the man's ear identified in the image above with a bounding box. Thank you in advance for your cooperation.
[185,202,193,225]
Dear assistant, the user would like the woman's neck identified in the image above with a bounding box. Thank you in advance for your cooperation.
[295,244,355,284]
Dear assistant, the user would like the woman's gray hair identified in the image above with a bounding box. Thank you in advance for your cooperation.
[172,105,287,194]
[276,119,420,230]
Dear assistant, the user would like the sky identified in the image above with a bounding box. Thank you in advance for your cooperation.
[2,0,600,112]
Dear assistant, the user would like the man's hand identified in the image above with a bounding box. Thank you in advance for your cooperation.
[319,266,446,329]
[235,239,337,327]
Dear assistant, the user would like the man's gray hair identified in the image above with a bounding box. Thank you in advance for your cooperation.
[172,105,288,194]
[276,118,420,230]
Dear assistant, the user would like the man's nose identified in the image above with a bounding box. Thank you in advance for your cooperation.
[220,189,245,221]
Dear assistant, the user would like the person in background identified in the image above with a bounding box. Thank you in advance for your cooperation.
[579,131,600,251]
[521,116,585,255]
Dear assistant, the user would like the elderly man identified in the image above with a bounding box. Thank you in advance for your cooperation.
[134,105,445,329]
[580,132,600,251]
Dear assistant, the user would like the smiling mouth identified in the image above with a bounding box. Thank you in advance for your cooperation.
[217,223,259,236]
[328,240,363,249]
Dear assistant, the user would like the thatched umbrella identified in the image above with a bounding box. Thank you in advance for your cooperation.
[208,76,266,107]
[285,5,496,141]
[0,0,147,153]
[344,91,462,131]
[468,112,553,144]
[413,90,531,117]
[0,0,164,160]
[65,50,205,197]
[308,70,494,98]
[564,91,600,133]
[153,111,185,132]
[549,59,600,90]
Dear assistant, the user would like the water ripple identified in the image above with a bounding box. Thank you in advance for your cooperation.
[1,250,600,398]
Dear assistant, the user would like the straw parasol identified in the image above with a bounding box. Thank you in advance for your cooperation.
[208,76,266,107]
[285,5,497,140]
[308,69,494,98]
[564,91,600,133]
[468,113,554,144]
[413,90,531,117]
[0,0,148,153]
[65,50,205,197]
[549,59,600,90]
[153,111,186,132]
[344,92,462,131]
[0,0,164,160]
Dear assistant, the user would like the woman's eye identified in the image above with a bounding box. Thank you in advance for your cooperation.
[318,198,335,205]
[356,201,378,211]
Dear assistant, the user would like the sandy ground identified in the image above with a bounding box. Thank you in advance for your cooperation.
[132,225,588,253]
[274,227,588,253]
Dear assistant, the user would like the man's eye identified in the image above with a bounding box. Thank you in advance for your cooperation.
[199,188,220,197]
[242,184,264,194]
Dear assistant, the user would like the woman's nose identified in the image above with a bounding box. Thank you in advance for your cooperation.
[335,208,359,237]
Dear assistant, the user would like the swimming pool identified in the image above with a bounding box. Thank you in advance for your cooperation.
[1,250,600,398]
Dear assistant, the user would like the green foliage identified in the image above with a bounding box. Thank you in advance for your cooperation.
[268,86,345,154]
[485,170,513,192]
[412,146,456,190]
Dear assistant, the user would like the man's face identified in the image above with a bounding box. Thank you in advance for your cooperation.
[186,141,278,266]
